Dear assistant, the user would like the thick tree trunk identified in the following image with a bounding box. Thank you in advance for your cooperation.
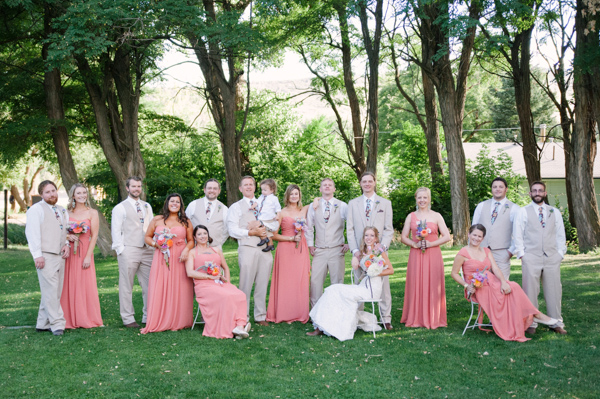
[571,0,600,251]
[43,4,113,255]
[422,52,443,177]
[10,186,27,212]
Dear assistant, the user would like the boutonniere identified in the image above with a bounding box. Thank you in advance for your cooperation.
[218,204,222,212]
[375,200,381,206]
[333,204,339,213]
[502,204,510,214]
[549,208,554,214]
[144,203,148,209]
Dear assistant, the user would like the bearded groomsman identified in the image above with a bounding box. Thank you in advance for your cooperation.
[307,178,349,307]
[186,178,229,248]
[472,177,519,279]
[227,176,278,326]
[111,176,154,328]
[513,181,567,335]
[25,180,70,336]
[347,172,394,330]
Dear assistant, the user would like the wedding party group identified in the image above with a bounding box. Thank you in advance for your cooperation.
[25,172,567,342]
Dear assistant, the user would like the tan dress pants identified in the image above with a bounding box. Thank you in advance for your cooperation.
[521,252,564,328]
[118,246,153,325]
[36,252,66,331]
[310,247,346,308]
[238,245,273,322]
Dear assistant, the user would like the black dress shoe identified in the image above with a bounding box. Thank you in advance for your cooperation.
[262,245,275,252]
[36,328,51,333]
[52,329,64,336]
[257,238,269,246]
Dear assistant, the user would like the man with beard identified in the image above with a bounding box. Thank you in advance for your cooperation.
[513,181,567,335]
[111,176,154,328]
[185,179,229,249]
[25,180,70,336]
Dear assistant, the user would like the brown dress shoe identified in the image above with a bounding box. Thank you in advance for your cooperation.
[525,326,536,335]
[256,320,269,326]
[383,323,393,330]
[306,328,323,336]
[124,322,140,328]
[550,326,567,335]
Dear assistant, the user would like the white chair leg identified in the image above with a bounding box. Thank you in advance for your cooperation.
[371,302,377,338]
[192,305,201,331]
[463,301,476,336]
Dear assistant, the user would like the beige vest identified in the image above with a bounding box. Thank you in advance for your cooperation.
[236,199,261,247]
[41,204,68,254]
[122,201,148,247]
[479,199,514,250]
[313,199,346,248]
[523,206,559,257]
[189,199,227,247]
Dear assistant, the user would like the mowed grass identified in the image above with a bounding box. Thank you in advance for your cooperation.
[1,242,599,398]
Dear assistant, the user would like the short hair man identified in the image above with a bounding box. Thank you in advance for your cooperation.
[471,177,519,279]
[25,180,70,336]
[306,178,349,307]
[111,176,154,328]
[513,181,567,335]
[185,179,229,248]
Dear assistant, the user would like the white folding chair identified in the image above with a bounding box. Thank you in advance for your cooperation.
[460,270,492,335]
[191,304,204,331]
[351,269,384,338]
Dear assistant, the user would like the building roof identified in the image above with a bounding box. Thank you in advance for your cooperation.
[463,142,600,179]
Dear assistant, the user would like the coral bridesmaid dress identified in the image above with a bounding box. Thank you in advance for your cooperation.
[192,248,248,338]
[266,217,310,323]
[61,218,103,329]
[460,247,538,342]
[401,212,447,329]
[141,225,194,333]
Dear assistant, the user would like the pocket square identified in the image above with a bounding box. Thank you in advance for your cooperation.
[377,209,384,213]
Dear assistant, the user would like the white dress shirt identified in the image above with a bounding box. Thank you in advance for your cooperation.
[111,196,153,255]
[513,202,567,259]
[256,194,281,221]
[227,197,279,239]
[363,193,376,214]
[186,197,228,222]
[472,197,519,224]
[25,201,68,259]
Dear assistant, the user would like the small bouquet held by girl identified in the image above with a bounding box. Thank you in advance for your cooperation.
[67,221,89,255]
[359,244,388,277]
[196,261,223,285]
[153,228,177,268]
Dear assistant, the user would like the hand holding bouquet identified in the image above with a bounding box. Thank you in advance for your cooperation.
[293,218,307,249]
[467,269,489,300]
[67,221,89,255]
[196,261,223,284]
[153,228,177,268]
[416,220,432,253]
[360,248,387,277]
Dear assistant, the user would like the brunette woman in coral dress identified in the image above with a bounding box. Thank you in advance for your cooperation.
[186,225,250,339]
[141,194,194,333]
[400,187,450,329]
[451,224,559,342]
[266,184,310,324]
[61,183,103,329]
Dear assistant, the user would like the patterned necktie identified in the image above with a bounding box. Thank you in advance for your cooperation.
[206,202,212,218]
[324,201,331,223]
[250,200,258,220]
[135,201,145,224]
[52,206,64,230]
[538,206,545,228]
[258,196,266,213]
[490,202,500,225]
[365,199,372,221]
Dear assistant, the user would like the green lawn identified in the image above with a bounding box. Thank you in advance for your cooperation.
[1,243,598,398]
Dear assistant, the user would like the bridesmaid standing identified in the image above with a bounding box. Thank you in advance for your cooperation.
[61,183,103,329]
[141,194,194,333]
[400,187,450,329]
[266,184,310,324]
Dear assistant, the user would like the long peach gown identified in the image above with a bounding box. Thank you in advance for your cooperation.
[459,247,538,342]
[401,212,447,328]
[193,248,248,339]
[60,218,103,329]
[266,217,310,323]
[141,225,193,333]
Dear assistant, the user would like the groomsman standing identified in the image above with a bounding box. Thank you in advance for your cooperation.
[227,176,278,326]
[111,177,154,328]
[513,181,567,335]
[347,172,394,329]
[25,180,70,336]
[472,177,519,279]
[185,178,229,248]
[306,178,349,307]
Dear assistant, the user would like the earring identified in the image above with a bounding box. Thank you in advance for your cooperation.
[72,199,76,208]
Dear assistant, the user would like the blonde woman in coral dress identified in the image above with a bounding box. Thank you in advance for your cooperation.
[61,183,103,329]
[451,224,559,341]
[400,187,450,329]
[186,225,250,339]
[141,194,194,333]
[266,184,311,324]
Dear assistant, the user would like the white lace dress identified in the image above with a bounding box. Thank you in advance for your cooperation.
[309,274,383,341]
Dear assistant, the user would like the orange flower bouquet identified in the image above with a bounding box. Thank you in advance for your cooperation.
[153,228,177,268]
[67,221,89,255]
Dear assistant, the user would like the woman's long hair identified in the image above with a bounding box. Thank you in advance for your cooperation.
[161,193,189,227]
[67,183,91,211]
[283,184,303,208]
[359,226,380,255]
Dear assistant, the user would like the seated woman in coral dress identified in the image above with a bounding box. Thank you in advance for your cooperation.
[307,227,394,341]
[451,224,559,342]
[141,194,194,333]
[186,225,250,339]
[61,183,103,329]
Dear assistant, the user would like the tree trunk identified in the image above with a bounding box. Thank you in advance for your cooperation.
[421,36,443,177]
[571,0,600,251]
[43,3,113,256]
[10,185,27,212]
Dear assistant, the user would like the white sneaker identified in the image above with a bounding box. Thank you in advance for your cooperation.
[244,322,251,333]
[232,326,249,338]
[533,317,559,326]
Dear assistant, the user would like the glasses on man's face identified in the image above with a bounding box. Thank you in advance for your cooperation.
[531,190,546,194]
